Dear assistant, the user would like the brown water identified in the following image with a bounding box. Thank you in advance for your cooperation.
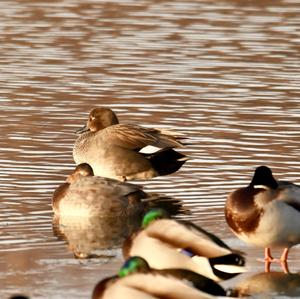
[1,0,300,298]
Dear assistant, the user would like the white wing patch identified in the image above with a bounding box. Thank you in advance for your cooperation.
[139,145,162,154]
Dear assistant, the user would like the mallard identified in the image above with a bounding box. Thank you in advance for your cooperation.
[122,209,246,281]
[92,256,228,299]
[73,107,187,181]
[225,165,300,272]
[52,163,146,217]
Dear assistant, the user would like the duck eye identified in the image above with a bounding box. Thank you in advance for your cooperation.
[237,257,244,266]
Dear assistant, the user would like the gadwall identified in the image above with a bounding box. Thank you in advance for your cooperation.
[52,163,147,217]
[73,108,188,181]
[225,166,300,273]
[122,209,246,282]
[92,256,227,299]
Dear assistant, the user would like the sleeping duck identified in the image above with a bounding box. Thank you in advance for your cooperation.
[225,165,300,272]
[73,107,188,181]
[92,256,229,299]
[122,209,246,281]
[52,163,146,217]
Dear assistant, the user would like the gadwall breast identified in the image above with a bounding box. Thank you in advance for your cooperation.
[73,108,188,181]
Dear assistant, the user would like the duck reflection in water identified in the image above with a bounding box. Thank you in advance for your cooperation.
[53,214,143,259]
[225,166,300,273]
[231,271,300,298]
[52,164,185,258]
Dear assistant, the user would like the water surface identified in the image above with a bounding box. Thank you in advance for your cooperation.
[1,0,300,298]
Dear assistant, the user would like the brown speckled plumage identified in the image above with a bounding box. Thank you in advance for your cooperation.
[225,186,263,234]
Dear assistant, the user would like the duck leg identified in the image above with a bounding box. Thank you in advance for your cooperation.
[280,260,290,274]
[264,260,271,273]
[280,248,290,274]
[280,248,289,262]
[264,247,290,273]
[264,248,273,272]
[264,247,274,262]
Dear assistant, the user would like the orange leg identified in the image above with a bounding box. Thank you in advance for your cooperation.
[264,247,290,273]
[264,260,271,273]
[264,247,274,262]
[264,248,273,272]
[280,248,289,262]
[280,248,290,274]
[280,261,290,274]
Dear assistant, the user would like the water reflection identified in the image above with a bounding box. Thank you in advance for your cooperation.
[1,0,300,297]
[53,215,142,259]
[52,196,184,259]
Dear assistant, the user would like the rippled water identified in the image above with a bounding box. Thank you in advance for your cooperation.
[1,0,300,298]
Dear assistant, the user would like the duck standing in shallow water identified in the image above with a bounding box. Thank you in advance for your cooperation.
[92,256,228,299]
[73,107,188,181]
[52,163,147,218]
[123,209,246,281]
[225,166,300,272]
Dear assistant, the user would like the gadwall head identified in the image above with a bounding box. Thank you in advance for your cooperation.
[66,163,94,183]
[77,108,119,134]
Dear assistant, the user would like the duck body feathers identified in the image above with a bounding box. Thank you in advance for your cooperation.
[225,166,300,249]
[53,175,146,217]
[93,272,224,299]
[123,219,245,281]
[73,110,187,180]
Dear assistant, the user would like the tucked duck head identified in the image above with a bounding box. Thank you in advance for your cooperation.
[250,166,278,189]
[76,107,119,134]
[67,163,94,183]
[92,275,119,299]
[119,256,150,278]
[141,209,169,228]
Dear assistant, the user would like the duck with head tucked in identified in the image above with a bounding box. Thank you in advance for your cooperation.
[225,165,300,272]
[122,209,246,282]
[73,107,188,181]
[92,256,229,299]
[52,163,147,218]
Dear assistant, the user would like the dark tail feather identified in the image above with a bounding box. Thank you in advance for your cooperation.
[146,148,188,176]
[208,253,246,280]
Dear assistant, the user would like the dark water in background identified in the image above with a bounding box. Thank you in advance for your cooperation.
[1,0,300,298]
